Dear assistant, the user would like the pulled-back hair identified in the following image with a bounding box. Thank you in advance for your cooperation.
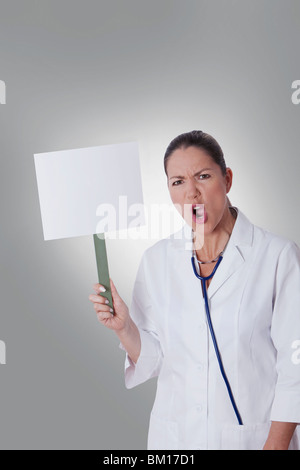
[164,130,227,176]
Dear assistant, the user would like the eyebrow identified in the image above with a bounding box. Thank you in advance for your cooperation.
[168,168,214,180]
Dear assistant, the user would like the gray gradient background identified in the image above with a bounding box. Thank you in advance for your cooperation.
[0,0,300,450]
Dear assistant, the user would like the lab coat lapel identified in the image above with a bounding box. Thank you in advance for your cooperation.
[208,209,254,299]
[206,244,244,299]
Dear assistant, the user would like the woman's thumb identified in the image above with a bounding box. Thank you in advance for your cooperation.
[110,278,120,300]
[109,279,129,317]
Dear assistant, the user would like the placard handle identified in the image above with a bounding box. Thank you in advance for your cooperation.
[93,233,113,310]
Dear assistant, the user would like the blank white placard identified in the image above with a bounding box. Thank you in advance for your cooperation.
[34,141,144,240]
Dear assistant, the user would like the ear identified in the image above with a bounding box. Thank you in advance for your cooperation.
[225,168,233,193]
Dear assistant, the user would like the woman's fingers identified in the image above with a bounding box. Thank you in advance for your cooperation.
[96,310,113,321]
[93,302,113,313]
[91,297,114,316]
[93,283,107,293]
[89,280,129,330]
[89,293,109,305]
[89,288,114,316]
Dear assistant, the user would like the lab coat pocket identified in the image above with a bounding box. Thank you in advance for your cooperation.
[147,412,179,450]
[221,423,271,450]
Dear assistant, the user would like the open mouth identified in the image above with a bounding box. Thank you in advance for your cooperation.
[192,204,206,224]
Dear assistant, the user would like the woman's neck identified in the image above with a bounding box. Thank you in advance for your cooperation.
[195,206,237,262]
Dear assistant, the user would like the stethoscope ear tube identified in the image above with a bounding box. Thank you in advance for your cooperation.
[191,256,243,426]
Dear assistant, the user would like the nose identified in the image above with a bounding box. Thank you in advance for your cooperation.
[186,178,200,200]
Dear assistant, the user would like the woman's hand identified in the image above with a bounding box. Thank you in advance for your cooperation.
[89,279,130,332]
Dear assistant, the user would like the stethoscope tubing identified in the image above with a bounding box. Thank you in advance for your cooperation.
[191,255,243,426]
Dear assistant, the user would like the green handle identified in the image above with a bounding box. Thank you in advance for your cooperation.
[93,233,113,309]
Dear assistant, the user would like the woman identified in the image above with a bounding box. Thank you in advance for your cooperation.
[89,130,300,450]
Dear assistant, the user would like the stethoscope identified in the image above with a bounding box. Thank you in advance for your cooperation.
[191,249,243,426]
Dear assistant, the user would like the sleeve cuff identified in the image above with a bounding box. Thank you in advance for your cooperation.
[270,390,300,423]
[119,327,162,389]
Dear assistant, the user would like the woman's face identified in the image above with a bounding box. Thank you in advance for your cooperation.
[166,146,233,234]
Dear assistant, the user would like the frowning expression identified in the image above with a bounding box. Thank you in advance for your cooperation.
[166,146,233,233]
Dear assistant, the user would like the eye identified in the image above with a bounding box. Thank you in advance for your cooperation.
[198,174,211,180]
[172,179,183,186]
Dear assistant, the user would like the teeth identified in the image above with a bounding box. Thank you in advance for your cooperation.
[193,206,204,218]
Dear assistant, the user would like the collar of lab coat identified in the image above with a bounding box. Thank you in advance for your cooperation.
[169,206,255,298]
[170,207,254,252]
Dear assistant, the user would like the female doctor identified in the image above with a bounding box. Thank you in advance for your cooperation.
[89,130,300,450]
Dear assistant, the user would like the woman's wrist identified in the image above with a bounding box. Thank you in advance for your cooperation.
[115,317,141,364]
[116,316,135,339]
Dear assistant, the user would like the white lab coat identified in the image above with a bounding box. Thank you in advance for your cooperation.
[119,208,300,450]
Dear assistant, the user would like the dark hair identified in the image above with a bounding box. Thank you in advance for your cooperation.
[164,130,227,176]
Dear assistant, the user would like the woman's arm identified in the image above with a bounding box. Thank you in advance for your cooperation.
[269,242,300,440]
[89,267,163,389]
[115,318,141,364]
[263,421,297,450]
[89,279,141,364]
